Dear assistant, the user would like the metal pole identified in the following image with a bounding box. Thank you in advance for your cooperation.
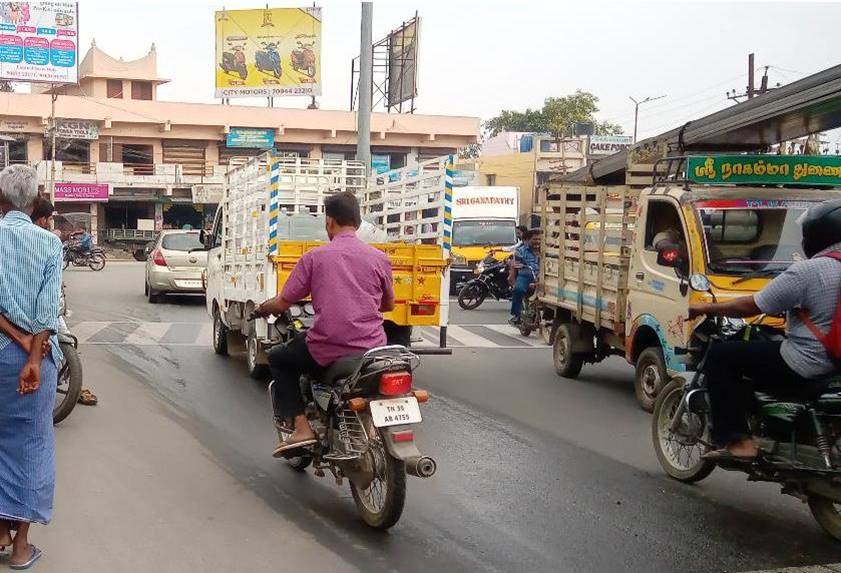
[747,52,755,99]
[356,1,373,170]
[49,88,58,201]
[629,95,666,143]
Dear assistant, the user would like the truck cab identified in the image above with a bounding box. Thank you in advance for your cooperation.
[449,186,519,291]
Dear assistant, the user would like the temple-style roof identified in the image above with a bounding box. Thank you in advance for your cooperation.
[78,40,169,85]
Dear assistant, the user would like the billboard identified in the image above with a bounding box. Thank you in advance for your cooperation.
[55,183,109,202]
[588,135,633,156]
[215,7,321,99]
[226,127,275,148]
[0,2,78,84]
[386,16,419,109]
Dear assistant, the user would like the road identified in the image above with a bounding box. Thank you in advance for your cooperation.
[39,263,841,572]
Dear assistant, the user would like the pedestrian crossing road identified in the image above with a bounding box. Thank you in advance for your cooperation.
[68,321,550,350]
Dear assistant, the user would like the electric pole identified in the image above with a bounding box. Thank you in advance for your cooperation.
[356,2,373,171]
[727,53,780,102]
[629,95,666,143]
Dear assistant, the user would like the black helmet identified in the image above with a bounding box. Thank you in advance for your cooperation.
[800,198,841,258]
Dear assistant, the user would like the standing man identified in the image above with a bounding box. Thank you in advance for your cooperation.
[0,165,62,569]
[509,229,541,325]
[253,192,395,456]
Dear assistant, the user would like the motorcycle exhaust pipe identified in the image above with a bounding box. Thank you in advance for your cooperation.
[405,455,437,478]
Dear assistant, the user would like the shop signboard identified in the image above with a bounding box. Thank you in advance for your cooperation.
[687,155,841,187]
[54,182,109,202]
[215,7,322,99]
[0,2,79,84]
[588,135,632,156]
[226,127,275,148]
[54,119,98,140]
[191,184,224,204]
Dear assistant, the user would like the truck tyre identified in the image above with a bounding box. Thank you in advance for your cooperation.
[212,307,229,356]
[635,346,668,413]
[553,323,583,379]
[246,332,269,380]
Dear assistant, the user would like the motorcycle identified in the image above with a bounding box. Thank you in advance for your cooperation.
[260,306,436,529]
[457,251,512,311]
[54,284,82,424]
[220,48,248,80]
[63,242,106,271]
[652,273,841,541]
[291,41,317,78]
[255,42,282,79]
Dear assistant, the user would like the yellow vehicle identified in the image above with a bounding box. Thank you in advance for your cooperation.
[538,154,840,411]
[204,153,451,379]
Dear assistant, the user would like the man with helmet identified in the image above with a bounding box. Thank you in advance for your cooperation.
[687,198,841,460]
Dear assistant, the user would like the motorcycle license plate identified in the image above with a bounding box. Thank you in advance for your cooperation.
[369,397,422,427]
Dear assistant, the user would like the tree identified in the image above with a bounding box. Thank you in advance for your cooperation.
[483,90,623,138]
[458,142,482,159]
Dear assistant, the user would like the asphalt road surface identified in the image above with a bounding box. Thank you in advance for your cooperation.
[45,263,841,572]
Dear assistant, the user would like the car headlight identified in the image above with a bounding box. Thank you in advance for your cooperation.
[474,262,485,275]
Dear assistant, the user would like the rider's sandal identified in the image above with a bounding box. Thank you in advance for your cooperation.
[78,389,98,406]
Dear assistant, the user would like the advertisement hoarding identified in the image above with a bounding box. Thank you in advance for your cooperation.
[386,16,419,108]
[226,127,275,148]
[0,2,78,84]
[54,182,109,202]
[588,135,633,156]
[215,7,321,99]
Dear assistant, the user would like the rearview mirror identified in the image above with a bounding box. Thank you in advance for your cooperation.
[689,274,712,293]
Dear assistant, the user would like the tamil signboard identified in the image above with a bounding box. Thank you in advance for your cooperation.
[54,182,109,202]
[215,7,322,99]
[0,2,78,84]
[588,135,633,156]
[687,155,841,187]
[54,119,98,140]
[226,127,275,148]
[386,16,419,109]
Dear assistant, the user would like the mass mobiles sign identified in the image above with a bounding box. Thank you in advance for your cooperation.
[0,2,78,84]
[588,135,633,156]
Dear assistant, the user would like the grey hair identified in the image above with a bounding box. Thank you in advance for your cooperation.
[0,164,39,211]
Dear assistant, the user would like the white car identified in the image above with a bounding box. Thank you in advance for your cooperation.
[144,230,208,303]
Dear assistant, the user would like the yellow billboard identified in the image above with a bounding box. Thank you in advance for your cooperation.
[215,7,321,99]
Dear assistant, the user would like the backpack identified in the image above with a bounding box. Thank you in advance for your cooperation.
[795,251,841,364]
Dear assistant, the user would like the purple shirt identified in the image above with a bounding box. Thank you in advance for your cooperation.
[281,230,394,366]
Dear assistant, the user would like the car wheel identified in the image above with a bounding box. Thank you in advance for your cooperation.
[635,346,668,413]
[148,285,162,304]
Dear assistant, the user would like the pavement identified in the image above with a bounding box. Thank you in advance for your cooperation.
[33,262,841,572]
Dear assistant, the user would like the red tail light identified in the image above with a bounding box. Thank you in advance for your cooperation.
[152,249,167,267]
[411,303,437,316]
[379,371,412,396]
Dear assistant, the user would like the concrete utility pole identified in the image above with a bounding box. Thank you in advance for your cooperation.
[356,1,373,170]
[629,95,666,143]
[747,52,755,99]
[49,87,58,201]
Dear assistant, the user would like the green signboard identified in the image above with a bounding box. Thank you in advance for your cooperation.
[226,127,275,149]
[686,155,841,187]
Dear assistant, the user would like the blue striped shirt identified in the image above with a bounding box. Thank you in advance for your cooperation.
[0,210,63,364]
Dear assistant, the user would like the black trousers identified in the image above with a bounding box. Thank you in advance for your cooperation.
[704,341,825,446]
[268,333,324,419]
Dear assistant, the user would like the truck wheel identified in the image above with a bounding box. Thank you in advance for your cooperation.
[553,323,583,379]
[212,307,229,356]
[246,333,269,380]
[635,347,668,413]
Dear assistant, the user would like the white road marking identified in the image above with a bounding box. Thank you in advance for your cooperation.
[482,324,548,347]
[72,321,112,344]
[122,322,172,346]
[446,325,498,348]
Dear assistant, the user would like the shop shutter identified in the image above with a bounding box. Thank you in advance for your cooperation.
[162,140,207,176]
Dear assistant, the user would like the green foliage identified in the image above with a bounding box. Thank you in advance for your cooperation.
[458,142,482,159]
[483,90,622,138]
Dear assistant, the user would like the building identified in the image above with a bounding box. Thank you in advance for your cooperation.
[471,133,588,226]
[1,42,479,244]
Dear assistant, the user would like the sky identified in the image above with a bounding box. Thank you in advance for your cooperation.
[59,0,841,146]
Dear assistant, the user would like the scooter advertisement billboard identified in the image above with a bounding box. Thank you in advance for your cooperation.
[0,2,78,84]
[215,7,321,99]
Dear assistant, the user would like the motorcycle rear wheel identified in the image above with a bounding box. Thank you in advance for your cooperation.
[808,495,841,542]
[62,257,70,271]
[652,380,715,483]
[457,283,486,310]
[54,342,83,424]
[89,255,106,271]
[350,418,406,529]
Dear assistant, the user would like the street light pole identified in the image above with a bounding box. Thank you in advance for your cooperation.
[356,2,373,171]
[629,95,666,143]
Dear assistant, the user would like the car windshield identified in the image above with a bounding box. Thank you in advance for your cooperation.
[697,200,813,276]
[452,220,516,247]
[161,232,203,252]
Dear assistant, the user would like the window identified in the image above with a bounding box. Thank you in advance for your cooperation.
[452,220,517,247]
[211,209,223,248]
[644,201,685,250]
[131,81,153,100]
[107,79,123,99]
[161,232,204,252]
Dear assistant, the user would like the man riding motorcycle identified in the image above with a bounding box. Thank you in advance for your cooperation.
[253,192,395,456]
[509,229,540,325]
[688,198,841,460]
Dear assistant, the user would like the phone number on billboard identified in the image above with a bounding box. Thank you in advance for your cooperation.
[218,87,317,97]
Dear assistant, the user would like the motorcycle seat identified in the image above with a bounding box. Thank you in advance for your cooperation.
[319,355,364,386]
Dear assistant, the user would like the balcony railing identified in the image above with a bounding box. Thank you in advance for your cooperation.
[123,162,155,176]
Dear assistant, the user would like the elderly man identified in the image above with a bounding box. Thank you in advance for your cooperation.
[0,165,62,570]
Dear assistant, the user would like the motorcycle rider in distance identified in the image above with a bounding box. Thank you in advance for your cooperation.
[253,192,395,456]
[688,198,841,461]
[69,224,92,254]
[509,229,540,325]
